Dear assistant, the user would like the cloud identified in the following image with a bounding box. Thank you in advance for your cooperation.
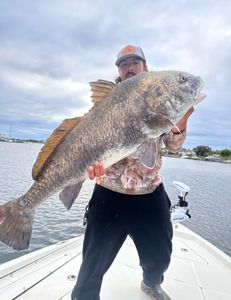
[0,0,231,149]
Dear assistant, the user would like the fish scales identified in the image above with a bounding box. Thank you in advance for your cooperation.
[0,71,206,250]
[15,80,145,208]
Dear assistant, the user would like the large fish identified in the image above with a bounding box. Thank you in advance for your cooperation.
[0,71,206,250]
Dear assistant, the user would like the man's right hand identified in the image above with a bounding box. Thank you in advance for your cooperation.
[87,161,105,180]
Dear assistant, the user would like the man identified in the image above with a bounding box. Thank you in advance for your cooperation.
[71,45,194,300]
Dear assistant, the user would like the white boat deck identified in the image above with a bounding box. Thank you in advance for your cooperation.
[0,224,230,300]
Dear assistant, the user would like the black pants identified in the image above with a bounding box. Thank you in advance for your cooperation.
[71,183,173,300]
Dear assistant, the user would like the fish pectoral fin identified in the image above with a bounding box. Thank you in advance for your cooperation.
[134,139,158,169]
[145,112,173,136]
[59,181,84,209]
[90,79,116,104]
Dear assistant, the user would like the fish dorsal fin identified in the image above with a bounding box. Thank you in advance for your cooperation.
[90,79,116,104]
[32,117,82,180]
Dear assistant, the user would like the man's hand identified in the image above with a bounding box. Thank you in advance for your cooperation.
[88,161,105,180]
[172,106,194,133]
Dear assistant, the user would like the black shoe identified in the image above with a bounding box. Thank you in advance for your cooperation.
[141,281,171,300]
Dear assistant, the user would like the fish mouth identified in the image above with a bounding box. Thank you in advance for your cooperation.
[194,80,206,104]
[195,91,207,104]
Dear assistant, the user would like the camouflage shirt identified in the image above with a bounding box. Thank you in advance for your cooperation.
[98,130,186,195]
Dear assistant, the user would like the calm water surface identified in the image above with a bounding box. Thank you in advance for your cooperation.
[0,142,230,264]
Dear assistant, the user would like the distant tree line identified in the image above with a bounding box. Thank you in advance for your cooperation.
[193,146,231,158]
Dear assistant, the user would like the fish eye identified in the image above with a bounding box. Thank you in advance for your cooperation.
[179,75,188,83]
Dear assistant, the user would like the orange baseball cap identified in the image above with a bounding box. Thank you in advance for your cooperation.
[115,45,146,66]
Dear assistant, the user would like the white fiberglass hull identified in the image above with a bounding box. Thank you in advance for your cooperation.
[0,224,230,300]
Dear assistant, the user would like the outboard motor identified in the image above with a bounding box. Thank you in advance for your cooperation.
[171,181,191,224]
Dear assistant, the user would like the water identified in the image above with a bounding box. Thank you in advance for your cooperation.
[0,142,230,264]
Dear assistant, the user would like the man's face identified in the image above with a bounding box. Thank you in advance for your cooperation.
[118,57,148,81]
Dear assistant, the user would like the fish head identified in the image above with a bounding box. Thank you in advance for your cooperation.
[146,71,206,123]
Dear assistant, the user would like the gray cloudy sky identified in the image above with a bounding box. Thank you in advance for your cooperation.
[0,0,231,149]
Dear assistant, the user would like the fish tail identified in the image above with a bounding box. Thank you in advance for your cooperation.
[0,197,34,250]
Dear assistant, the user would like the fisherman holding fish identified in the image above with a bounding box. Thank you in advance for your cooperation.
[0,44,205,299]
[71,45,195,300]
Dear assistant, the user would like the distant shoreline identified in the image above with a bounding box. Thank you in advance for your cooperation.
[0,138,44,144]
[162,153,231,164]
[0,140,230,164]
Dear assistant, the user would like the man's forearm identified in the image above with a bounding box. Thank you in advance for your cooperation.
[171,106,194,134]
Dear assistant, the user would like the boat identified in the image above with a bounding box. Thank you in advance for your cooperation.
[0,182,231,300]
[0,224,230,300]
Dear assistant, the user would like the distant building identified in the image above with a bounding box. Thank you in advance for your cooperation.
[0,133,9,142]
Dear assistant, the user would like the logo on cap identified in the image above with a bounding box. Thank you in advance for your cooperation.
[120,45,136,55]
[115,45,146,66]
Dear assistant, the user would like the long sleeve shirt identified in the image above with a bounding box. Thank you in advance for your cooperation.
[98,130,186,195]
